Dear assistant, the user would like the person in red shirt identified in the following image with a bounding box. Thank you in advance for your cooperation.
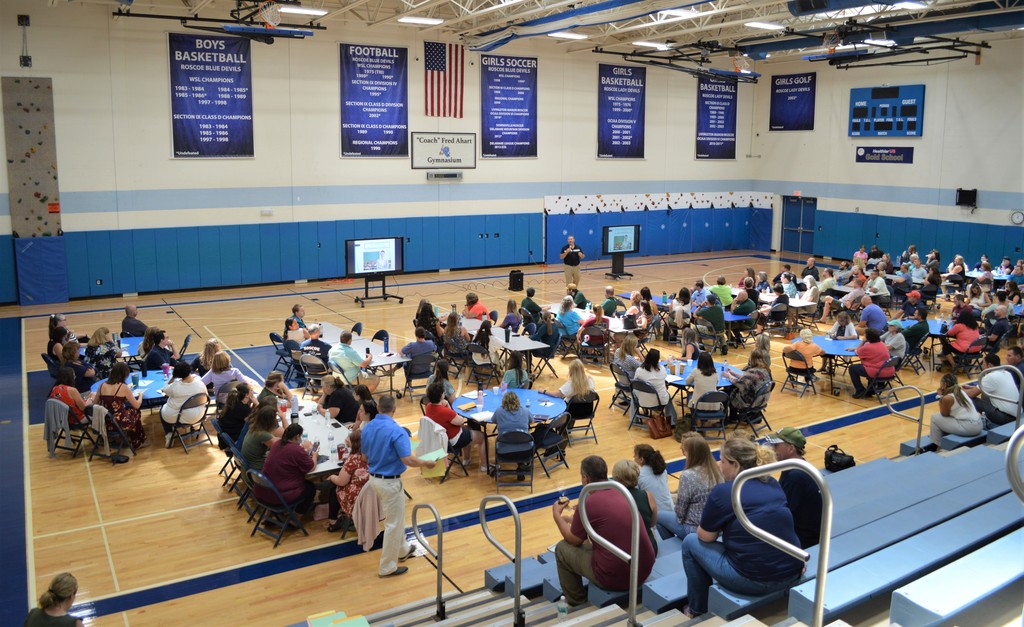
[423,382,480,464]
[939,310,982,370]
[462,292,489,321]
[254,423,316,513]
[551,455,656,606]
[849,328,896,398]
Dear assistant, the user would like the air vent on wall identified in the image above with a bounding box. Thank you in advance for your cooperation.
[426,171,463,182]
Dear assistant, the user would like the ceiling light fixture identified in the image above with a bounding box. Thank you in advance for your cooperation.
[633,41,669,50]
[893,1,927,9]
[547,31,588,39]
[746,21,785,30]
[398,16,445,25]
[863,38,896,46]
[278,5,329,16]
[658,8,699,19]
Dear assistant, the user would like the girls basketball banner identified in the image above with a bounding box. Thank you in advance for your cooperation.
[695,77,737,160]
[769,72,816,131]
[340,44,409,157]
[168,33,254,158]
[480,54,538,158]
[597,64,646,159]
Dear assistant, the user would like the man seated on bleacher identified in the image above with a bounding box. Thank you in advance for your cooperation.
[300,323,332,364]
[964,353,1018,427]
[765,427,822,549]
[551,455,655,607]
[1006,346,1024,380]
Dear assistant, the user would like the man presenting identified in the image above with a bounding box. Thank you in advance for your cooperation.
[362,395,437,577]
[121,305,148,338]
[560,236,584,287]
[765,427,822,548]
[552,455,655,606]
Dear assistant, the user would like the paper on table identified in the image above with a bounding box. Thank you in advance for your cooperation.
[460,391,476,399]
[665,374,682,384]
[419,448,448,462]
[457,402,477,411]
[471,411,494,422]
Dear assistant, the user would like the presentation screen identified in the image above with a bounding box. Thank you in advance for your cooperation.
[602,225,640,255]
[345,237,404,276]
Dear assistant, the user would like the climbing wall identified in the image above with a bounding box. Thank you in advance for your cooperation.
[2,76,61,237]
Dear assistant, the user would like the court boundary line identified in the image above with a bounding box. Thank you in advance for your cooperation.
[84,444,121,593]
[21,318,36,612]
[33,497,238,540]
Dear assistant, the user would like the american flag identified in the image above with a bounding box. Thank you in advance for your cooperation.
[424,41,464,118]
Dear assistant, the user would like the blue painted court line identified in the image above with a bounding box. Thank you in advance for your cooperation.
[1,318,29,624]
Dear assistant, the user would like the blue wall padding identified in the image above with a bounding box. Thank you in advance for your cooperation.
[16,237,68,305]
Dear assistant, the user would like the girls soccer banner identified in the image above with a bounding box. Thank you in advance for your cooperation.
[695,77,737,160]
[168,33,253,158]
[480,54,538,158]
[340,44,408,157]
[769,72,816,131]
[597,64,646,159]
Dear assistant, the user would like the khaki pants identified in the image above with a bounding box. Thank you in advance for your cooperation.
[555,540,596,606]
[564,264,581,288]
[369,475,409,576]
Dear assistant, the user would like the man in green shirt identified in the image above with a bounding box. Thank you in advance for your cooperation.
[708,275,734,307]
[901,306,931,350]
[568,283,588,309]
[728,290,757,345]
[600,286,624,317]
[695,293,728,354]
[521,287,543,323]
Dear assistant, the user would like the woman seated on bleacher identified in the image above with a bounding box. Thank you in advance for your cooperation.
[658,433,722,540]
[680,437,803,618]
[929,373,983,447]
[612,460,659,555]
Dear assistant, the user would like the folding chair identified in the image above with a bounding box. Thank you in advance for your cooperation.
[763,303,790,336]
[530,337,559,379]
[488,310,499,323]
[228,437,255,514]
[780,351,817,398]
[351,322,364,337]
[636,318,659,356]
[402,352,436,400]
[45,398,95,458]
[269,332,291,373]
[608,363,632,413]
[178,333,193,363]
[494,431,535,493]
[865,357,903,403]
[299,354,330,398]
[691,391,730,441]
[467,343,501,387]
[736,381,774,436]
[210,417,238,485]
[565,392,599,445]
[554,321,579,358]
[629,380,666,431]
[371,329,389,346]
[246,469,309,548]
[731,313,759,347]
[953,337,988,376]
[900,333,929,375]
[214,380,240,407]
[533,413,570,478]
[88,406,137,464]
[695,321,727,355]
[578,328,608,364]
[440,436,470,484]
[41,353,61,379]
[170,393,213,453]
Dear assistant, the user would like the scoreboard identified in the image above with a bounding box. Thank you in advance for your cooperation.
[848,84,925,137]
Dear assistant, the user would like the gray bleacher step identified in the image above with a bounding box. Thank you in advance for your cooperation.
[939,430,988,450]
[503,556,558,598]
[722,616,769,627]
[986,421,1020,444]
[898,437,937,457]
[477,596,557,626]
[635,608,686,625]
[772,618,853,627]
[786,492,1024,624]
[429,595,529,627]
[642,570,688,613]
[365,589,494,626]
[484,557,544,592]
[818,456,892,488]
[531,604,628,627]
[888,528,1024,627]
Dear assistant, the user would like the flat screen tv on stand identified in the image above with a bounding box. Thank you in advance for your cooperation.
[602,225,640,280]
[345,237,406,307]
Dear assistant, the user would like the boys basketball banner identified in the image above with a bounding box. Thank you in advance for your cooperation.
[597,64,646,159]
[695,77,737,160]
[769,72,816,131]
[480,54,538,158]
[340,44,409,157]
[168,33,253,158]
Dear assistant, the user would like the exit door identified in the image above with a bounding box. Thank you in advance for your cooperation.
[782,196,817,257]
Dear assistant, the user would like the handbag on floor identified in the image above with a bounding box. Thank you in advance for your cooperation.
[645,412,673,440]
[824,444,856,472]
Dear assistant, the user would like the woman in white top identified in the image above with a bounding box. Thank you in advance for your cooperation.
[686,351,721,411]
[633,348,678,424]
[160,362,210,447]
[542,359,595,400]
[634,444,674,514]
[930,373,983,447]
[802,276,820,304]
[201,352,257,402]
[828,312,858,340]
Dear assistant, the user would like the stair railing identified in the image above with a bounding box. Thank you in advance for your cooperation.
[411,503,445,621]
[1007,424,1024,504]
[478,495,525,627]
[577,480,642,627]
[883,385,926,454]
[732,459,833,627]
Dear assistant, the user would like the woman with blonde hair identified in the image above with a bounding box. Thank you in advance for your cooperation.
[139,326,161,357]
[613,333,642,379]
[259,370,291,402]
[192,338,221,375]
[657,432,723,539]
[612,459,659,554]
[201,351,255,401]
[542,358,595,400]
[680,437,801,618]
[85,326,118,380]
[25,572,83,627]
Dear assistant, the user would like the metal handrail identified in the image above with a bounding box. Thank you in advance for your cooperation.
[976,365,1024,430]
[479,495,525,627]
[578,481,642,627]
[732,459,833,627]
[411,503,445,621]
[1007,424,1024,504]
[884,385,927,455]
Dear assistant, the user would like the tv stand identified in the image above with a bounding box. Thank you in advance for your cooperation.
[353,275,403,307]
[605,253,633,280]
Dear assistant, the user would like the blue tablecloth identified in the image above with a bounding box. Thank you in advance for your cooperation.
[454,388,567,422]
[90,372,168,401]
[665,361,742,389]
[900,319,946,336]
[807,336,862,357]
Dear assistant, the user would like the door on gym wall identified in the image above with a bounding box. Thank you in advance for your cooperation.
[781,196,817,257]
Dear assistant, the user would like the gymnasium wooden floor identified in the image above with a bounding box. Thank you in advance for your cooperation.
[13,251,954,626]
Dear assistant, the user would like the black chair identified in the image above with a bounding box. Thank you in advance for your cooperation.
[299,354,330,398]
[900,333,929,375]
[467,343,500,387]
[210,417,237,486]
[731,313,760,347]
[214,380,240,407]
[764,303,790,336]
[691,391,730,441]
[629,380,666,431]
[371,329,389,346]
[523,321,537,337]
[694,320,727,355]
[440,437,470,484]
[45,398,95,458]
[41,353,61,379]
[578,328,607,364]
[530,336,559,378]
[246,469,309,548]
[494,431,535,493]
[351,322,364,337]
[178,333,193,364]
[953,338,988,376]
[781,351,817,398]
[489,310,499,323]
[736,381,774,435]
[269,332,291,373]
[170,393,213,453]
[555,322,579,358]
[608,363,632,413]
[402,352,436,400]
[635,318,659,356]
[865,357,903,403]
[565,392,600,445]
[228,436,255,514]
[533,413,570,478]
[443,337,470,379]
[88,406,138,465]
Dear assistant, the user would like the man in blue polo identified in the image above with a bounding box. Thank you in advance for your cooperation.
[856,295,888,337]
[362,394,437,578]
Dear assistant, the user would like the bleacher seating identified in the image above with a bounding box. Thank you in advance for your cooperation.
[987,420,1021,444]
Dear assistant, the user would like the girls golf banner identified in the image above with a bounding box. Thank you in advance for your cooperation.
[695,77,737,160]
[480,54,538,158]
[597,64,646,159]
[340,44,408,157]
[769,72,816,131]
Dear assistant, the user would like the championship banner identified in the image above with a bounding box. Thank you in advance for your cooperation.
[769,72,816,131]
[597,64,645,159]
[480,54,538,158]
[695,77,737,160]
[168,33,253,158]
[340,44,408,157]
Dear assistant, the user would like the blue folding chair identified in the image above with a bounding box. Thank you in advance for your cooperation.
[246,469,309,548]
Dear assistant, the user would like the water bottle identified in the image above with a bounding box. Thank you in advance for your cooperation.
[556,596,569,622]
[525,397,531,410]
[383,336,389,353]
[327,430,335,462]
[504,326,511,342]
[113,332,120,348]
[477,388,484,407]
[451,304,457,315]
[291,394,299,420]
[674,360,681,377]
[500,380,508,394]
[662,291,668,305]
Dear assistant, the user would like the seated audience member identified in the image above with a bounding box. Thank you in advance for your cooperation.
[254,423,316,514]
[465,319,502,366]
[834,260,855,286]
[680,437,803,618]
[121,305,148,338]
[901,307,930,349]
[95,362,146,451]
[727,291,756,344]
[1009,264,1024,286]
[328,331,378,391]
[318,375,360,424]
[867,244,885,265]
[414,299,441,339]
[283,317,310,343]
[612,334,643,379]
[400,326,436,360]
[680,327,702,362]
[866,268,888,296]
[695,293,727,353]
[1008,346,1024,379]
[551,455,656,607]
[612,460,659,553]
[658,433,722,540]
[909,255,928,285]
[849,328,896,398]
[740,267,757,288]
[765,427,822,548]
[691,280,709,309]
[49,313,83,344]
[568,283,588,310]
[709,275,733,307]
[632,349,677,424]
[782,329,825,377]
[757,284,789,330]
[143,330,180,372]
[897,290,926,320]
[85,327,119,380]
[816,269,836,302]
[802,276,820,304]
[633,301,654,338]
[300,324,332,364]
[930,373,983,447]
[984,305,1011,351]
[441,312,468,357]
[881,319,908,359]
[671,287,692,334]
[192,338,221,376]
[897,244,918,268]
[25,572,84,627]
[722,349,772,419]
[890,263,913,295]
[624,291,643,317]
[159,362,209,447]
[492,389,532,438]
[426,359,457,404]
[686,352,721,413]
[964,353,1019,426]
[201,352,255,402]
[542,358,596,401]
[743,277,761,304]
[939,310,982,370]
[556,296,583,338]
[531,311,561,357]
[577,305,608,344]
[60,342,95,394]
[856,295,888,336]
[290,304,308,328]
[424,382,479,465]
[755,272,771,293]
[496,299,523,333]
[801,257,819,281]
[600,286,625,317]
[521,287,543,323]
[326,429,370,532]
[819,278,866,322]
[47,326,69,362]
[967,283,990,316]
[634,444,673,515]
[780,273,798,299]
[950,294,972,320]
[218,382,255,446]
[462,292,489,321]
[49,367,94,426]
[1004,281,1022,306]
[772,264,793,285]
[259,370,291,403]
[502,351,531,389]
[241,406,284,472]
